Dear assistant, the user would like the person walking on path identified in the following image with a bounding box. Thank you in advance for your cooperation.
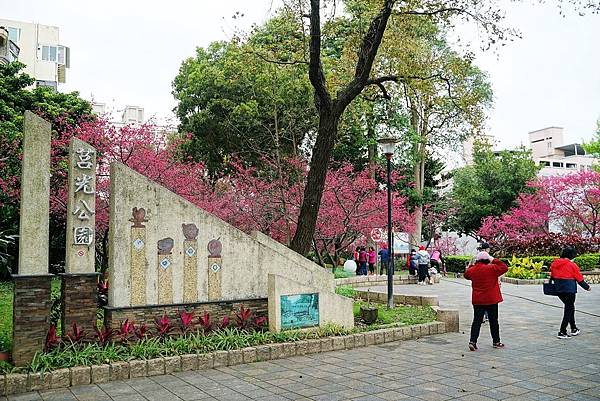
[367,246,377,275]
[550,246,591,339]
[378,244,390,275]
[464,251,508,351]
[417,246,431,285]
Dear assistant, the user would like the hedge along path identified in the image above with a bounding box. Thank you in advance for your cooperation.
[442,277,600,318]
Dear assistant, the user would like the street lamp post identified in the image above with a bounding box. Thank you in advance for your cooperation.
[378,136,398,309]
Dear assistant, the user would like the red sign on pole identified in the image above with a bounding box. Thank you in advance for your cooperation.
[370,228,384,243]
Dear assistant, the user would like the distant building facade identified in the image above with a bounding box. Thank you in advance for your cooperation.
[528,127,594,176]
[0,26,20,65]
[91,102,173,143]
[462,133,496,165]
[0,18,70,89]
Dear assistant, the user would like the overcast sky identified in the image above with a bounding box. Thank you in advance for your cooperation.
[2,0,599,149]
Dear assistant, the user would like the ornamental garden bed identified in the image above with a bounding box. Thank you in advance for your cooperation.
[0,286,444,395]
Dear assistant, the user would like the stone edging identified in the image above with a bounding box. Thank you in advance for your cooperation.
[353,288,439,307]
[1,321,445,396]
[500,276,547,285]
[336,275,417,287]
[501,270,600,285]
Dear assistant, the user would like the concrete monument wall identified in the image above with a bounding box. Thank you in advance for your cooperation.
[108,162,335,308]
[267,274,354,332]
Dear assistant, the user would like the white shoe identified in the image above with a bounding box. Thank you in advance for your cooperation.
[571,329,581,336]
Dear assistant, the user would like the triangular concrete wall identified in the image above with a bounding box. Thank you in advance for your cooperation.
[108,162,335,308]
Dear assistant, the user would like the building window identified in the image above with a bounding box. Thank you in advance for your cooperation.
[552,162,563,168]
[547,142,553,149]
[57,46,65,64]
[566,163,577,169]
[7,27,20,42]
[539,161,551,167]
[41,45,67,63]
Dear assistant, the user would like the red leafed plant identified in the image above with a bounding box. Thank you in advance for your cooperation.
[66,322,86,344]
[135,323,148,340]
[198,311,212,332]
[94,326,114,346]
[234,305,253,330]
[155,314,173,338]
[179,310,195,334]
[254,316,267,329]
[45,325,60,351]
[117,319,135,343]
[220,316,230,330]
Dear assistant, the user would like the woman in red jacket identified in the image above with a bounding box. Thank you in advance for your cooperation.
[550,246,591,339]
[464,251,508,351]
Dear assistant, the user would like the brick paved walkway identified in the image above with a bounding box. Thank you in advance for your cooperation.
[6,279,599,401]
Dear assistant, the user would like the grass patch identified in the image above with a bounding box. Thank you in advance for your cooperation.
[335,285,356,298]
[353,300,436,327]
[0,281,13,351]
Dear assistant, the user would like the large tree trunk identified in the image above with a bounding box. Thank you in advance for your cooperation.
[290,112,339,255]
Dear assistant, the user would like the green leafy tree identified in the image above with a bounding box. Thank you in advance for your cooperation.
[172,14,316,176]
[583,118,600,171]
[449,141,540,236]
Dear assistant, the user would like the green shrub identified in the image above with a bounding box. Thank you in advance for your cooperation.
[444,256,472,272]
[506,256,546,279]
[573,253,599,271]
[333,268,352,279]
[335,285,356,298]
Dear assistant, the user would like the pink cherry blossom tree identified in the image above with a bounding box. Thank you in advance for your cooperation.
[479,171,600,255]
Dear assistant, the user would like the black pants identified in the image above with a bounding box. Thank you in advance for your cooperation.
[558,293,577,333]
[417,264,430,282]
[470,304,500,344]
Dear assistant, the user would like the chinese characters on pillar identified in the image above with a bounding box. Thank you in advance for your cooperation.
[65,139,97,273]
[72,147,95,245]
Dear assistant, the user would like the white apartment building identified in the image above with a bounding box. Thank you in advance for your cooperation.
[528,127,594,176]
[91,102,173,143]
[0,18,70,89]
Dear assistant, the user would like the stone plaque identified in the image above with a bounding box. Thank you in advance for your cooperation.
[65,138,96,273]
[280,293,319,330]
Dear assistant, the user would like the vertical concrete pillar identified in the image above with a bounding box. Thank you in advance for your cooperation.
[62,138,99,333]
[12,111,53,366]
[18,111,51,275]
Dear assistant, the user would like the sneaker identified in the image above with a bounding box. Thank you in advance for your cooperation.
[468,342,478,351]
[571,328,581,336]
[493,342,505,349]
[557,332,571,339]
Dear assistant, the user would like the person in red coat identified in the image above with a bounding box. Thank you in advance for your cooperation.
[550,246,591,339]
[464,251,508,351]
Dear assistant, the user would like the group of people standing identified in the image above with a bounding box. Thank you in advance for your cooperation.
[353,246,390,276]
[407,246,445,284]
[464,244,592,351]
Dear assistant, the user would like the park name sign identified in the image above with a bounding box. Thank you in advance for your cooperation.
[65,138,96,273]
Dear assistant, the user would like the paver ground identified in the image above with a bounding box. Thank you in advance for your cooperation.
[6,279,599,401]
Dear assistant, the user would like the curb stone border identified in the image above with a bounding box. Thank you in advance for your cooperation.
[1,321,446,396]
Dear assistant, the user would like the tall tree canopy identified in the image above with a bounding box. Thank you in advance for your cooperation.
[172,13,316,176]
[449,141,540,236]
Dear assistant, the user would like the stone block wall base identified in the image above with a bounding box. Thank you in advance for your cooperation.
[434,308,460,332]
[61,273,100,334]
[104,298,267,331]
[11,274,54,366]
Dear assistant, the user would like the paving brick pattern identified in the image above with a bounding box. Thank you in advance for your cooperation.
[5,280,598,400]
